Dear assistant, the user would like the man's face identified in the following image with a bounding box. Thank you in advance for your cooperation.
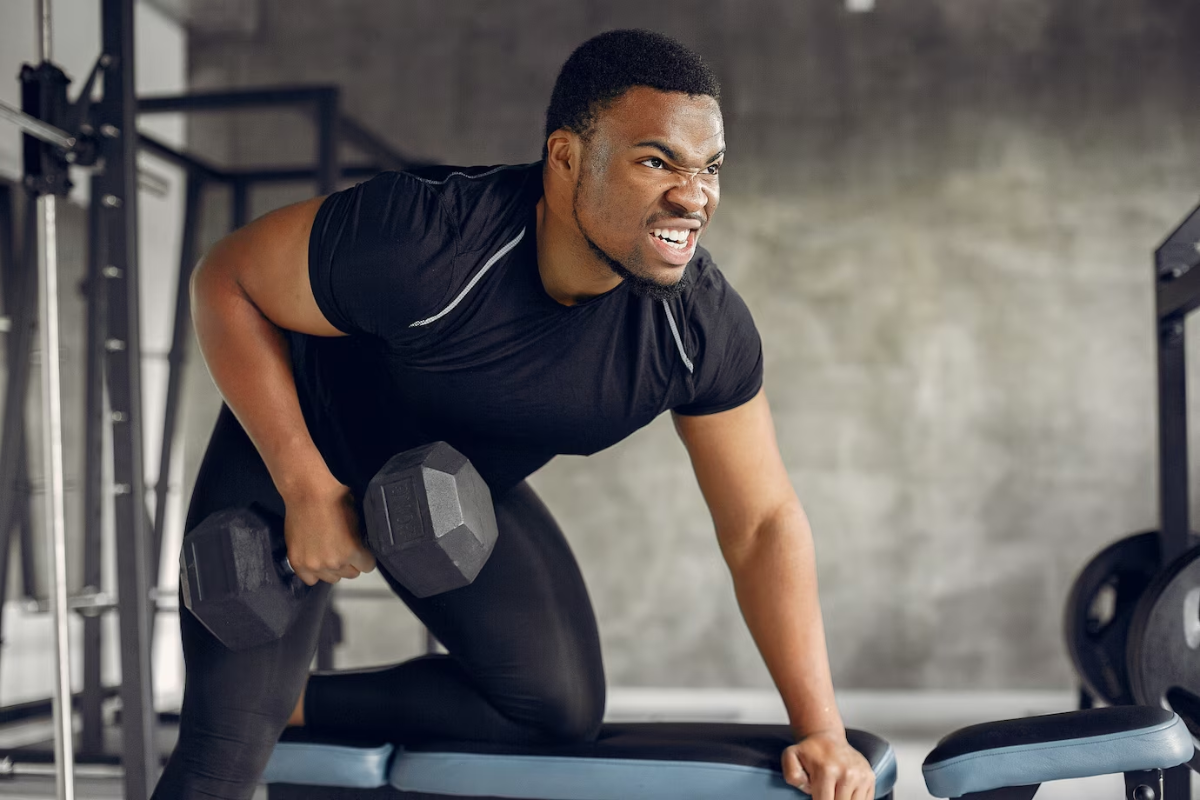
[571,87,724,300]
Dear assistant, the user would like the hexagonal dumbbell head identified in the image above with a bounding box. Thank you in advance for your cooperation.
[179,505,310,651]
[363,442,498,598]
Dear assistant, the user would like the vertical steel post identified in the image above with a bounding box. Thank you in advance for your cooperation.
[31,3,76,796]
[315,89,339,198]
[150,173,203,580]
[16,442,37,600]
[1156,318,1189,565]
[0,184,19,685]
[99,0,157,794]
[0,190,39,605]
[1,190,46,607]
[1164,767,1190,800]
[38,190,77,800]
[79,176,107,756]
[231,175,249,230]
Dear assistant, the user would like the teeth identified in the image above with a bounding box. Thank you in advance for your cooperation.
[652,228,690,246]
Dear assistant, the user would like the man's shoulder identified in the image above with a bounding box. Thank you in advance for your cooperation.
[399,162,541,207]
[402,162,540,186]
[395,162,542,249]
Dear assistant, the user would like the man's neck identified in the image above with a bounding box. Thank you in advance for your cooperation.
[535,196,622,307]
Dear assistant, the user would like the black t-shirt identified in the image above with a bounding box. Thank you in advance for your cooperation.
[291,162,763,498]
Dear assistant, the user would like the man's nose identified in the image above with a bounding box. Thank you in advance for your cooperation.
[664,174,710,215]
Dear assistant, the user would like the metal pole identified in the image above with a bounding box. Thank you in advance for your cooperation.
[0,99,75,150]
[0,185,19,689]
[17,442,38,600]
[36,0,52,63]
[231,175,248,229]
[37,193,76,800]
[315,89,339,196]
[32,4,75,797]
[0,188,40,604]
[1157,318,1189,563]
[100,1,157,793]
[79,176,107,756]
[150,173,203,580]
[0,193,40,604]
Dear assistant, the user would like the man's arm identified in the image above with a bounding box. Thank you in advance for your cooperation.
[191,197,375,585]
[673,389,872,800]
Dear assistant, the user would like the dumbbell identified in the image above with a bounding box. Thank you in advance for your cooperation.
[180,441,498,651]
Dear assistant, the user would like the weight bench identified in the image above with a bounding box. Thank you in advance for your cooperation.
[261,722,898,799]
[923,706,1193,800]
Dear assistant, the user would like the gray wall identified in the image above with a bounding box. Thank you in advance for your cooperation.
[180,0,1200,690]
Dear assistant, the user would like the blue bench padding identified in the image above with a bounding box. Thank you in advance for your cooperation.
[263,740,395,789]
[391,748,896,799]
[923,710,1193,799]
[262,722,896,799]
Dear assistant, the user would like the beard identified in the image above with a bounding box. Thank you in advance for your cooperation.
[572,182,692,302]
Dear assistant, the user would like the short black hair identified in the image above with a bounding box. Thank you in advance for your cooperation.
[543,29,721,158]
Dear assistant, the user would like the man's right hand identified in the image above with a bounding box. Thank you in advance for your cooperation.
[282,478,377,586]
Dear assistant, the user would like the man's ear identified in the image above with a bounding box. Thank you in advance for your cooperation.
[544,129,578,182]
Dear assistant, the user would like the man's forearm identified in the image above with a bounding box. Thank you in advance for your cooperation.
[722,502,844,741]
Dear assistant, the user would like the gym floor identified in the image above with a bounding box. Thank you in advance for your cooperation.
[0,689,1191,799]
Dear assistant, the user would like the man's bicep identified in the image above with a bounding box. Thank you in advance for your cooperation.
[202,196,346,337]
[673,389,797,539]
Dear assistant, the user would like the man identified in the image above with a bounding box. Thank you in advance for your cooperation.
[155,29,875,800]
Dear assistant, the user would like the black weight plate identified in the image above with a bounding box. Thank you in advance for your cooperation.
[1128,545,1200,717]
[1063,532,1163,706]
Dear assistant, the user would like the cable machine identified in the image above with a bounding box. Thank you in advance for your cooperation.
[0,1,423,796]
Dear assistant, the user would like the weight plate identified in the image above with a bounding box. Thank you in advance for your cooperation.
[1063,531,1163,706]
[1128,545,1200,716]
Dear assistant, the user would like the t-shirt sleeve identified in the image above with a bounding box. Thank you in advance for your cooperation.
[673,269,764,416]
[308,171,458,339]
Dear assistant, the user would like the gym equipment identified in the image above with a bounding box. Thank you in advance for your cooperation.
[1128,545,1200,728]
[180,506,308,651]
[923,706,1192,800]
[260,723,898,799]
[363,442,498,599]
[1064,532,1164,706]
[1,0,451,792]
[181,442,498,650]
[1151,195,1200,800]
[257,707,1192,800]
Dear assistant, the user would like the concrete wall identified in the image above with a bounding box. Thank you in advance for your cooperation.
[180,0,1200,691]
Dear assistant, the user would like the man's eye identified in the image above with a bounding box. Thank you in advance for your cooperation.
[705,162,722,175]
[641,157,666,169]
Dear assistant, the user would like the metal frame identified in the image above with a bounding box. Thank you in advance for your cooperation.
[1152,201,1200,800]
[80,174,107,757]
[96,1,157,795]
[2,27,418,796]
[1155,202,1200,564]
[134,83,422,671]
[0,185,41,600]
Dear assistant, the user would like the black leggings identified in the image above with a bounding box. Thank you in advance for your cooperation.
[152,407,606,800]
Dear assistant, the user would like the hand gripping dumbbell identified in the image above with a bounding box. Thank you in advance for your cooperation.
[179,442,498,651]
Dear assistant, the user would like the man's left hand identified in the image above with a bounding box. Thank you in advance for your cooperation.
[781,730,876,800]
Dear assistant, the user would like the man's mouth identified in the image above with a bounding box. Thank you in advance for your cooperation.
[648,227,698,264]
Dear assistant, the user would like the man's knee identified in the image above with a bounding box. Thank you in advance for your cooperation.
[536,687,605,743]
[537,681,604,743]
[500,673,605,743]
